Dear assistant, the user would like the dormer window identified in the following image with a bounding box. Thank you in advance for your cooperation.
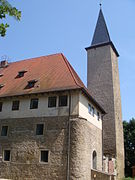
[0,84,4,89]
[18,70,27,78]
[28,80,37,88]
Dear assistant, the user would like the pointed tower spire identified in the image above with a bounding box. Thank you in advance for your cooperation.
[86,9,119,57]
[91,9,111,46]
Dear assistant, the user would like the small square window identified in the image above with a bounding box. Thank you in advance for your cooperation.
[4,150,11,161]
[0,102,3,112]
[59,95,68,107]
[12,100,20,111]
[48,96,57,108]
[40,150,48,163]
[36,124,44,135]
[30,99,38,109]
[92,107,95,117]
[1,126,8,136]
[97,112,100,120]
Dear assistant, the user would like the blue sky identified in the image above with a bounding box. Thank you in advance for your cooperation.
[0,0,135,121]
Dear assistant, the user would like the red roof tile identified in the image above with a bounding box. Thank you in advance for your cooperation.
[0,53,85,97]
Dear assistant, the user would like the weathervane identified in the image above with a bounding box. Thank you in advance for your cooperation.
[99,0,102,8]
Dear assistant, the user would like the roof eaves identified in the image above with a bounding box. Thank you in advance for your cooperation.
[81,87,106,114]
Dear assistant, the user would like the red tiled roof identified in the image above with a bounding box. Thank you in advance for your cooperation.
[0,53,105,113]
[0,53,85,97]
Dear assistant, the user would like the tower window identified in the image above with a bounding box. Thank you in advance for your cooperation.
[36,124,44,135]
[0,102,3,112]
[59,95,68,107]
[1,126,8,136]
[12,100,20,111]
[40,150,49,163]
[92,151,97,169]
[3,150,11,161]
[48,96,57,108]
[30,98,38,109]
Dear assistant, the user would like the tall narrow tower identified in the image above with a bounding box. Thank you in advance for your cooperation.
[86,9,124,179]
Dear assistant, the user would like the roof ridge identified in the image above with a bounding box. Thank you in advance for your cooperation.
[61,53,82,89]
[7,53,63,65]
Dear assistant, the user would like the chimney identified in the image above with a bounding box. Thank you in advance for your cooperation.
[0,60,8,68]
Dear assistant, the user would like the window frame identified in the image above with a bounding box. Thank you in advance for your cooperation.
[88,104,92,114]
[48,96,57,108]
[3,149,11,162]
[59,95,68,107]
[97,111,100,121]
[0,102,3,112]
[92,150,97,170]
[30,98,39,109]
[12,100,20,111]
[39,150,49,164]
[92,107,95,117]
[36,123,44,136]
[1,126,8,137]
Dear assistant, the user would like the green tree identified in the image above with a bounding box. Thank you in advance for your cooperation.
[0,0,21,36]
[123,118,135,177]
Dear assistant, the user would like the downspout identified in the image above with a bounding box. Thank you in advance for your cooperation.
[67,91,71,180]
[102,113,106,171]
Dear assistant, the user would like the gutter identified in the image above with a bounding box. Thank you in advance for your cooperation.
[67,91,71,180]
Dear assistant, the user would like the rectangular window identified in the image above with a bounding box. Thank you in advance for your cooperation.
[59,95,68,107]
[40,150,49,163]
[97,112,100,120]
[88,104,92,114]
[36,124,44,135]
[0,102,3,112]
[30,98,38,109]
[92,107,94,117]
[48,96,57,108]
[1,126,8,136]
[4,150,11,161]
[12,100,20,111]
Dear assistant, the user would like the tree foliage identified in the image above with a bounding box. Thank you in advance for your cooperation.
[123,118,135,177]
[0,0,21,36]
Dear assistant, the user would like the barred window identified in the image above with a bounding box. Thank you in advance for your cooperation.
[12,100,20,111]
[48,97,57,108]
[30,99,38,109]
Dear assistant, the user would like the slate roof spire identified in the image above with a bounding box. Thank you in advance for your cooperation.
[91,9,111,46]
[85,8,119,57]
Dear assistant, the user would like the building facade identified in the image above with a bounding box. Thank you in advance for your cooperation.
[0,54,105,179]
[0,8,124,180]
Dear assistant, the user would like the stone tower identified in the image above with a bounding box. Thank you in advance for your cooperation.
[86,9,124,179]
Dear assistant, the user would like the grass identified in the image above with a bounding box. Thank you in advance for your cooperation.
[123,178,133,180]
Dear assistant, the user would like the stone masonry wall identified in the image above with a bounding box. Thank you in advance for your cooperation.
[0,117,103,180]
[87,45,124,179]
[69,118,102,180]
[111,48,124,179]
[87,45,116,155]
[0,117,68,180]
